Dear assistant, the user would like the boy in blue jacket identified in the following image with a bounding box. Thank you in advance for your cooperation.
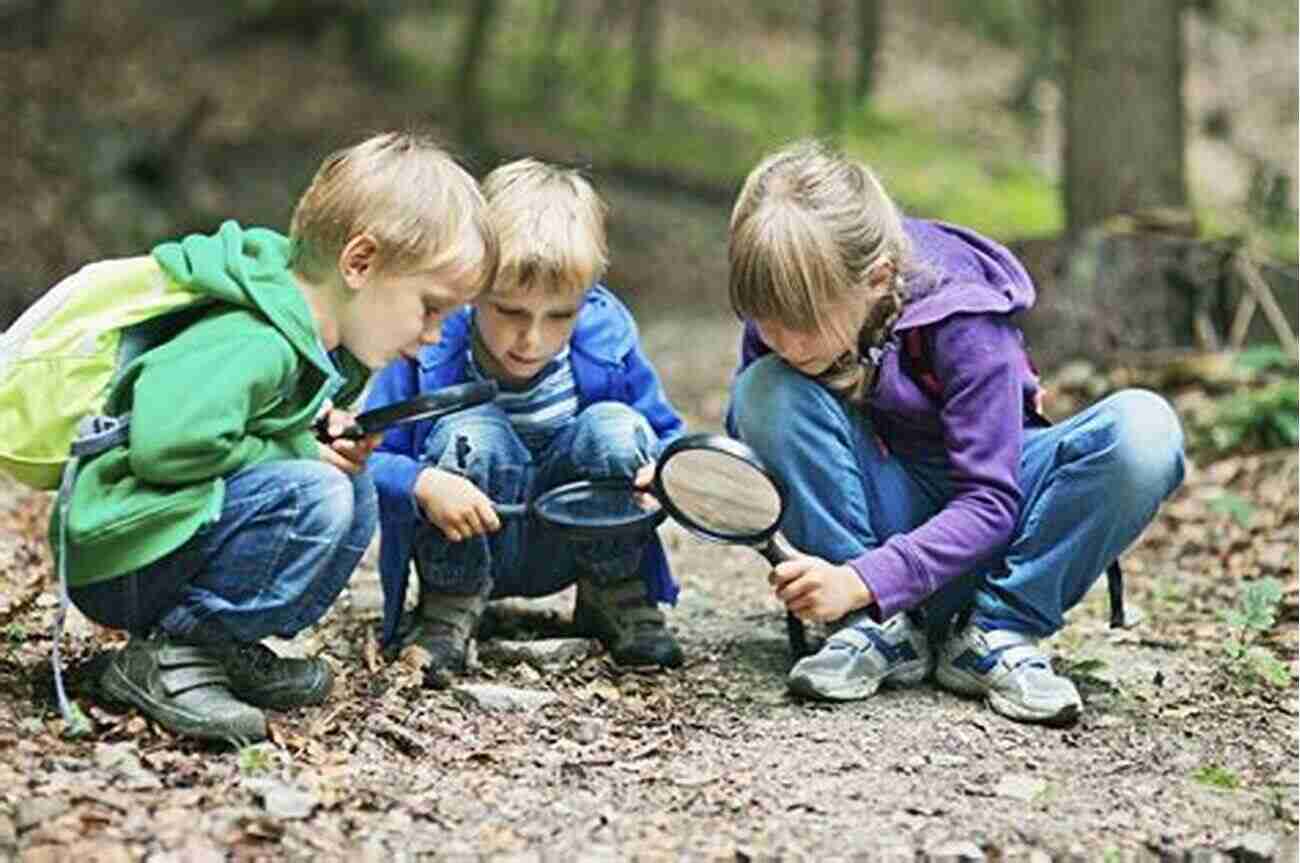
[368,159,686,677]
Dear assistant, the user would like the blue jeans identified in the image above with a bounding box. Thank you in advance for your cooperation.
[70,460,377,643]
[730,356,1185,638]
[412,401,658,598]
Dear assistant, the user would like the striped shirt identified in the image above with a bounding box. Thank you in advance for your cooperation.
[466,339,578,455]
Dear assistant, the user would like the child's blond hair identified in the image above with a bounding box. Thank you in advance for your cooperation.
[728,139,910,404]
[481,159,608,297]
[290,131,498,294]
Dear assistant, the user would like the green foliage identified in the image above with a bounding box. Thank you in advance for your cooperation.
[1219,577,1290,688]
[61,701,93,739]
[1208,492,1255,528]
[1206,379,1299,453]
[1192,764,1241,790]
[1235,345,1298,374]
[239,743,275,775]
[3,622,27,643]
[395,0,1064,241]
[947,0,1040,47]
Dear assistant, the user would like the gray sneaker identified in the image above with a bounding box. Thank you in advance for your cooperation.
[934,622,1082,725]
[209,642,334,711]
[99,636,267,742]
[787,612,930,701]
[575,575,684,669]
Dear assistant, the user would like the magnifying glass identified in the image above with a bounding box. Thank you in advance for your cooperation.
[316,380,499,442]
[492,477,667,539]
[650,433,811,658]
[488,432,813,657]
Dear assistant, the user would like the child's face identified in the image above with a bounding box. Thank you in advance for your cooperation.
[473,288,583,386]
[344,266,477,370]
[753,318,848,376]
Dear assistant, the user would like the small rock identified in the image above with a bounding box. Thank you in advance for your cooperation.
[479,638,596,670]
[243,779,317,820]
[995,773,1047,802]
[451,683,558,712]
[14,797,68,832]
[93,742,161,790]
[928,753,970,768]
[147,839,228,863]
[926,839,986,862]
[1223,832,1280,863]
[572,718,604,745]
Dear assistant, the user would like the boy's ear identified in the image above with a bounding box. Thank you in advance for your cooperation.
[339,234,379,292]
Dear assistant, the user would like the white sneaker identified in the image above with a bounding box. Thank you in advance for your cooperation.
[935,622,1082,725]
[787,612,930,701]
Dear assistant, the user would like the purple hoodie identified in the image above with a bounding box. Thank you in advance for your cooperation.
[737,219,1041,620]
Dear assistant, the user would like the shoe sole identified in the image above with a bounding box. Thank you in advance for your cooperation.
[935,663,1081,726]
[101,661,267,743]
[787,661,929,702]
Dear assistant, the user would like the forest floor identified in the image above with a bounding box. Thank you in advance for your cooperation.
[3,3,1298,860]
[1,317,1296,862]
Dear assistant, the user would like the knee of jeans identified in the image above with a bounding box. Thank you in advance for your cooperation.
[294,463,359,540]
[731,355,831,459]
[422,404,529,480]
[571,402,656,476]
[1106,389,1186,494]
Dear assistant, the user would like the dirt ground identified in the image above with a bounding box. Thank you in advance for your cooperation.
[0,314,1296,863]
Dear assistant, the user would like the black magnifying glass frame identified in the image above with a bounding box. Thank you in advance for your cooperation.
[316,380,499,442]
[493,477,668,540]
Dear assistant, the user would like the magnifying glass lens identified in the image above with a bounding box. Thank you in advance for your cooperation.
[657,448,782,540]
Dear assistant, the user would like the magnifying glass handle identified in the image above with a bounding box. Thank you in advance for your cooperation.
[492,503,528,519]
[756,531,798,565]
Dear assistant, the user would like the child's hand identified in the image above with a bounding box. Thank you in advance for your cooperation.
[315,407,381,475]
[769,556,873,623]
[414,467,502,542]
[632,462,657,510]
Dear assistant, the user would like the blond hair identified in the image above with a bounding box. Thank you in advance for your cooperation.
[481,159,608,298]
[290,131,498,295]
[729,139,910,404]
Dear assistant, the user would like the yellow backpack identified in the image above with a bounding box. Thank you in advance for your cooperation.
[0,256,210,489]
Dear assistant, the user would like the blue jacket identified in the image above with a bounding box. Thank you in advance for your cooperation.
[367,285,685,647]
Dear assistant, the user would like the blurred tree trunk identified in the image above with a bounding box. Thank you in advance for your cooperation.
[853,0,880,107]
[1007,0,1059,121]
[456,0,500,148]
[816,0,846,139]
[531,0,574,108]
[1063,0,1187,237]
[625,0,662,129]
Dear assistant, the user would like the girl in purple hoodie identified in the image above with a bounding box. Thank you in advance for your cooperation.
[727,140,1185,725]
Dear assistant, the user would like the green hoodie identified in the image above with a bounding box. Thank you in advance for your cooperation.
[57,220,368,587]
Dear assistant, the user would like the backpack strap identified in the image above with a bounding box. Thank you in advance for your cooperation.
[50,413,133,737]
[899,327,1132,629]
[901,328,943,400]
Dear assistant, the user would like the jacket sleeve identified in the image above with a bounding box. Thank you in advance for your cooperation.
[127,331,310,485]
[619,333,686,453]
[366,358,427,521]
[846,313,1025,620]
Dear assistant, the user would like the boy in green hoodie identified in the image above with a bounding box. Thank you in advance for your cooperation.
[55,132,498,742]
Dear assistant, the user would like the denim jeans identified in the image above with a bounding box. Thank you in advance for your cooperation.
[730,356,1185,638]
[70,460,378,643]
[411,401,658,598]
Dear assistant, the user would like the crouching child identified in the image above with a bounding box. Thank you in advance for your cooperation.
[367,159,687,679]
